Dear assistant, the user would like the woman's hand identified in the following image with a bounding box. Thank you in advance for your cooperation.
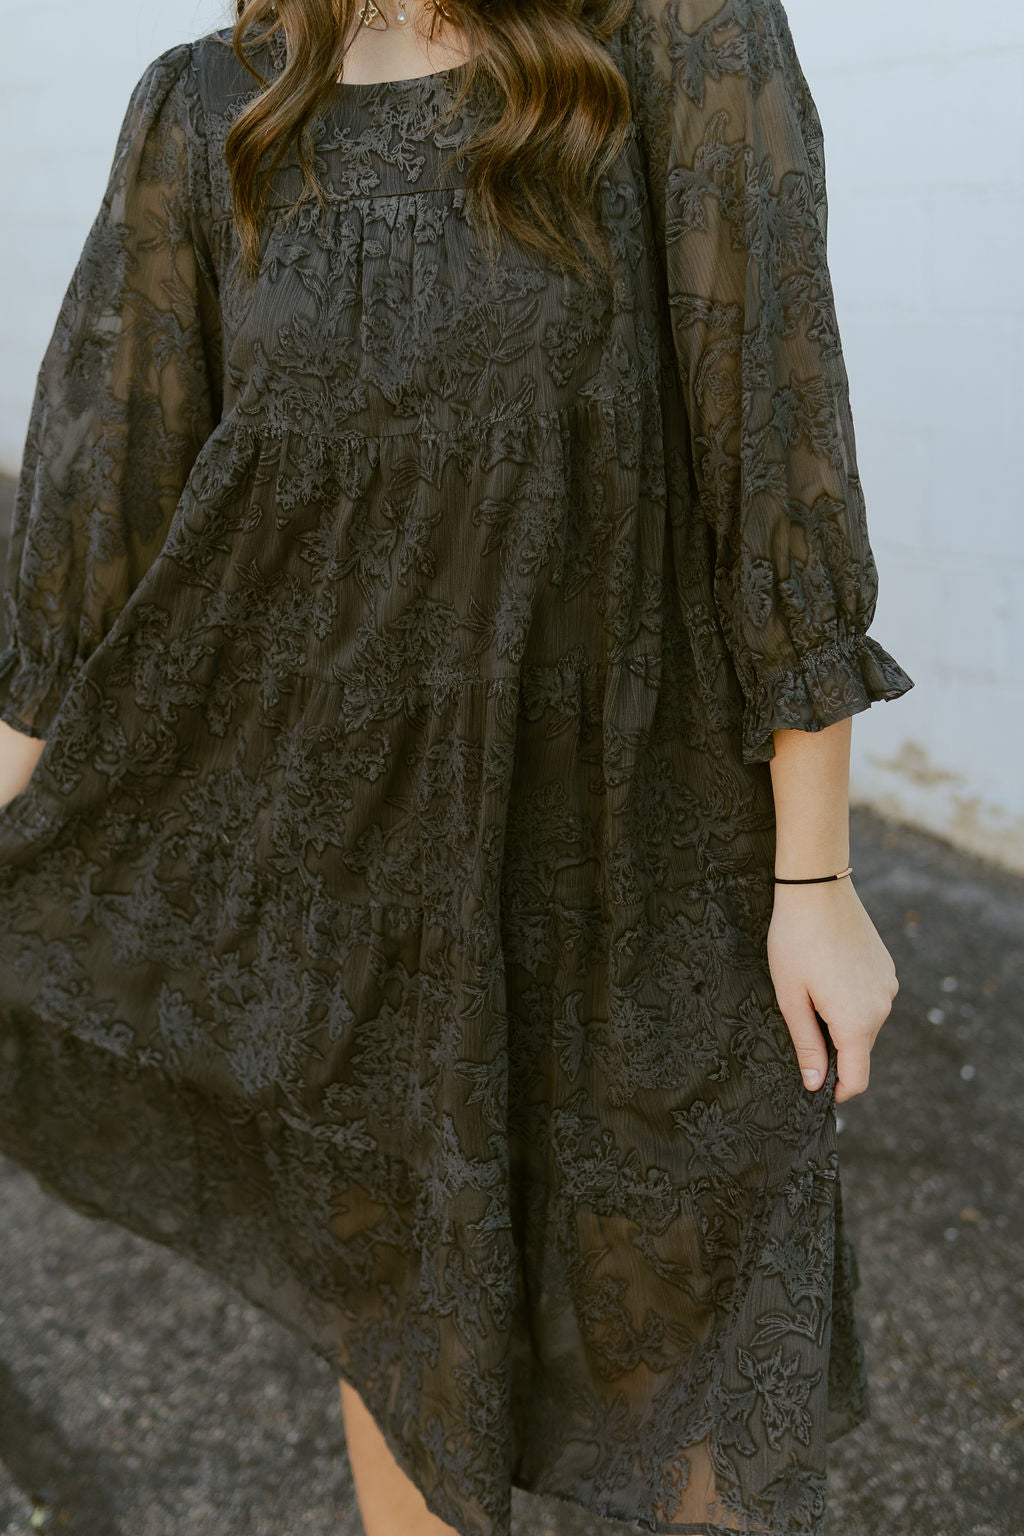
[766,878,899,1104]
[0,718,47,810]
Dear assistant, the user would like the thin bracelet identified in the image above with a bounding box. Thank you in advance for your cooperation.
[774,865,854,884]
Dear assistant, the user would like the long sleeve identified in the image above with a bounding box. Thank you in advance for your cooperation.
[624,0,914,764]
[0,41,223,740]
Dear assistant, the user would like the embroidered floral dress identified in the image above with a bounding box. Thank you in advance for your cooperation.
[0,2,913,1533]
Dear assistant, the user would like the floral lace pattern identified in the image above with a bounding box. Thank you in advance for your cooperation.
[0,4,912,1533]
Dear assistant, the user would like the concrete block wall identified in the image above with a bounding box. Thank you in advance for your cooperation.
[1,0,1021,871]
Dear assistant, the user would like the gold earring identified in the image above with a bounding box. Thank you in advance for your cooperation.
[358,0,456,24]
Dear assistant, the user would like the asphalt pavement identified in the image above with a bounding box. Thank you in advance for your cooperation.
[0,475,1021,1536]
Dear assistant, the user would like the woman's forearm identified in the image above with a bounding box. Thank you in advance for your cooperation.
[768,717,852,879]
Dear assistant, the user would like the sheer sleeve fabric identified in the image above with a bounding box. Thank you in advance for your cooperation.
[0,41,223,740]
[625,0,914,764]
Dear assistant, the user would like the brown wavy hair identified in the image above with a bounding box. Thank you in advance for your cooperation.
[225,0,635,290]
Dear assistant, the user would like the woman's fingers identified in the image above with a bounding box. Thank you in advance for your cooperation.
[833,1039,871,1104]
[776,989,830,1091]
[779,994,872,1103]
[834,989,895,1103]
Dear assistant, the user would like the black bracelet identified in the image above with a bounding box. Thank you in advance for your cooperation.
[774,865,854,884]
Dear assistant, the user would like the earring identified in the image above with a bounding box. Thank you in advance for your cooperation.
[359,0,455,24]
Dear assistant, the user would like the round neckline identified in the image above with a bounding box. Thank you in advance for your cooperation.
[333,60,468,91]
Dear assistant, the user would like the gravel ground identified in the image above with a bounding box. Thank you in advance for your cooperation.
[0,474,1021,1535]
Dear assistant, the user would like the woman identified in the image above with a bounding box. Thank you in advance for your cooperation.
[0,0,914,1532]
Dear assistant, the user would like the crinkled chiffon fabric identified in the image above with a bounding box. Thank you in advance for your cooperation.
[0,2,913,1532]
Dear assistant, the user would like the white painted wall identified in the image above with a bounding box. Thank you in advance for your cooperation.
[782,0,1024,873]
[1,0,1021,871]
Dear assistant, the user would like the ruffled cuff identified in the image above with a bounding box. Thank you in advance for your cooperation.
[0,640,72,740]
[741,631,915,766]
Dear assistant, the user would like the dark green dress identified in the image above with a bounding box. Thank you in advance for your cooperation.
[0,2,914,1532]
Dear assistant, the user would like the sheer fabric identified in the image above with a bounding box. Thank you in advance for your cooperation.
[622,0,911,766]
[0,5,912,1534]
[0,51,221,737]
